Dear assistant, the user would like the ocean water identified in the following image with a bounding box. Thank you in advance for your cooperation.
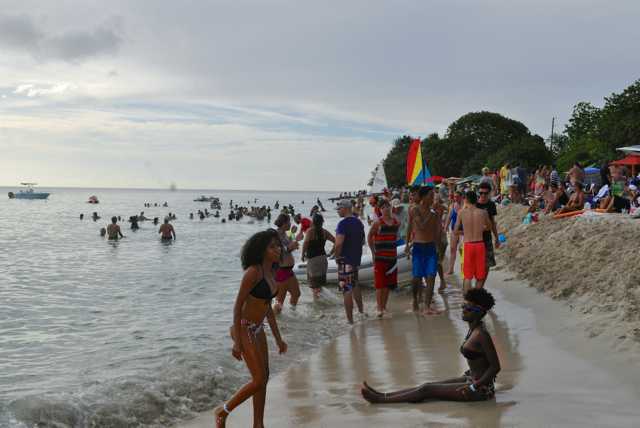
[0,187,369,428]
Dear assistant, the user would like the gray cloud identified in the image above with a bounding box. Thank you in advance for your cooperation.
[0,12,43,50]
[0,13,125,62]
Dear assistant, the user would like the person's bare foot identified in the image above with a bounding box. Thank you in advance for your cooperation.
[382,309,392,316]
[445,271,454,276]
[363,380,382,395]
[422,307,441,315]
[377,311,383,318]
[417,297,424,303]
[213,406,227,428]
[361,388,380,403]
[273,303,282,315]
[412,301,420,312]
[438,285,446,291]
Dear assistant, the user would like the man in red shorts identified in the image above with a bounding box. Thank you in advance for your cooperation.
[367,199,398,318]
[453,191,492,295]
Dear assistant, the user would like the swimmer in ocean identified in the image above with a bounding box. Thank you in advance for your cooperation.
[159,217,176,239]
[107,217,124,239]
[100,228,106,236]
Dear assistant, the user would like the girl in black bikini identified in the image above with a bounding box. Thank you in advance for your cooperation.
[213,229,288,427]
[361,288,500,403]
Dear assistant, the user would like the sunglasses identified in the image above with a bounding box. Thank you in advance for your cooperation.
[461,302,485,312]
[479,191,489,195]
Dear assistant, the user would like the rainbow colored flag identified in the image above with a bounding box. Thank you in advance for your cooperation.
[407,139,431,185]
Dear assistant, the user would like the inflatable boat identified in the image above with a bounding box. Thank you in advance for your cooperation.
[293,244,413,285]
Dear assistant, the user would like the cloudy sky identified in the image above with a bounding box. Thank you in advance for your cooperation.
[1,1,638,190]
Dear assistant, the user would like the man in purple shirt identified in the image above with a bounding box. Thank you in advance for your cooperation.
[334,199,366,323]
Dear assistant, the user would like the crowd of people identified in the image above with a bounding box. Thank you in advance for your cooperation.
[215,184,505,427]
[459,160,640,216]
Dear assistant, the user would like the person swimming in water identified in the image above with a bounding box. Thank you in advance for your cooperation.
[107,217,124,239]
[212,229,287,427]
[159,217,176,239]
[361,288,500,404]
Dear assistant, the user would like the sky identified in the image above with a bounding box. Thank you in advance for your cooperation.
[1,0,639,191]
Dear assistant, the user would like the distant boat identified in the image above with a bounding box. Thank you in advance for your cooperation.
[194,195,217,202]
[370,162,388,194]
[87,196,99,204]
[8,183,51,199]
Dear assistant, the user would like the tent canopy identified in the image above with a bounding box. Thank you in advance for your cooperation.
[586,162,602,170]
[610,155,640,165]
[425,175,447,182]
[458,174,484,185]
[617,145,640,155]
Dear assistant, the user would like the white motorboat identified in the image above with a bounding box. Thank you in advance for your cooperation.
[194,195,218,202]
[8,183,51,199]
[293,244,413,285]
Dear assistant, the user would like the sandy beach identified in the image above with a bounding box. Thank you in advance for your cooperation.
[178,256,640,427]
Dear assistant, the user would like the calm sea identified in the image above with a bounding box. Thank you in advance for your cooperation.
[0,187,369,428]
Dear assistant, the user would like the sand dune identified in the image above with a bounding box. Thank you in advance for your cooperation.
[494,204,640,351]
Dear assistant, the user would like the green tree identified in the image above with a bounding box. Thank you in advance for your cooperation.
[486,134,554,173]
[559,78,640,170]
[443,111,533,177]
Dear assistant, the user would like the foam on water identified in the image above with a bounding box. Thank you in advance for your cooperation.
[0,187,364,427]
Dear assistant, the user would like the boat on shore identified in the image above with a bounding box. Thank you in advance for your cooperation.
[293,244,413,284]
[8,183,51,199]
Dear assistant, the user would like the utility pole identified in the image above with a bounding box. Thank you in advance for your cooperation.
[551,118,555,142]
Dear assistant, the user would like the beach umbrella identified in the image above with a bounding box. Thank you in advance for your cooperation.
[458,174,484,185]
[425,175,447,182]
[617,145,640,156]
[609,155,640,177]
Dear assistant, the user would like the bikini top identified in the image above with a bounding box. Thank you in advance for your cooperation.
[460,323,486,360]
[249,265,279,304]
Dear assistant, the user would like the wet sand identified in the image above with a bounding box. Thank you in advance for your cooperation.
[178,265,640,427]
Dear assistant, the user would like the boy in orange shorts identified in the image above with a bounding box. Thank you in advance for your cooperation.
[453,191,492,295]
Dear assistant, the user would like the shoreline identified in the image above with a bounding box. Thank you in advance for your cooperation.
[177,262,640,427]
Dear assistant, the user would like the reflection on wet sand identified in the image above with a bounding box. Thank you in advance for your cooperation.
[179,265,640,428]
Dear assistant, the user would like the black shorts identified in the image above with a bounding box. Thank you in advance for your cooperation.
[613,195,631,213]
[517,185,527,195]
[484,240,496,268]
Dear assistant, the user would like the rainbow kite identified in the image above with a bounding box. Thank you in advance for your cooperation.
[407,139,431,185]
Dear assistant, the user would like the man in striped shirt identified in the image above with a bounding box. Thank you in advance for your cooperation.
[367,199,398,318]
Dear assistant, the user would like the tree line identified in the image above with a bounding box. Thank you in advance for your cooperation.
[370,78,640,188]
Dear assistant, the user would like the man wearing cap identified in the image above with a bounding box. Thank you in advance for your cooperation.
[391,198,407,245]
[334,199,366,323]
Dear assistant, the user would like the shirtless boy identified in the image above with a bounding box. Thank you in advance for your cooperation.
[107,217,124,239]
[566,162,585,185]
[406,186,442,314]
[453,191,492,295]
[609,164,631,197]
[159,218,176,239]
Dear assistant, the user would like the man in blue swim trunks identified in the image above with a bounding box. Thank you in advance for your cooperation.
[406,186,443,314]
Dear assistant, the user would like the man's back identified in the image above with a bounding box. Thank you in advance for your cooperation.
[458,207,488,242]
[107,223,120,238]
[516,167,527,182]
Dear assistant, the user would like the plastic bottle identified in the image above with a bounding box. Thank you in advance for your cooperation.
[584,202,591,210]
